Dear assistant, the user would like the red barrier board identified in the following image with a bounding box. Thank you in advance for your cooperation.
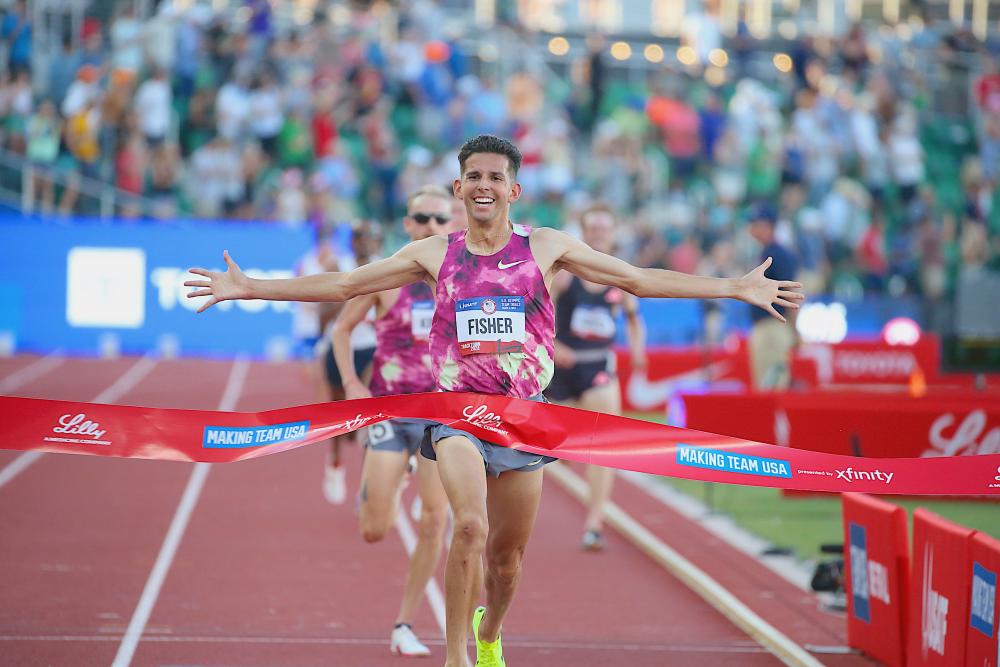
[679,392,1000,460]
[796,337,941,385]
[908,509,975,666]
[966,532,1000,667]
[615,347,749,413]
[842,493,910,667]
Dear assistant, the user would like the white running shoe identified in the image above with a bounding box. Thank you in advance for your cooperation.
[390,624,431,657]
[323,465,347,505]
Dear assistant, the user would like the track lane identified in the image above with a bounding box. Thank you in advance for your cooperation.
[132,360,444,666]
[0,357,234,667]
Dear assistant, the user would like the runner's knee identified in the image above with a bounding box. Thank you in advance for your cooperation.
[417,503,449,540]
[487,548,524,585]
[452,512,489,549]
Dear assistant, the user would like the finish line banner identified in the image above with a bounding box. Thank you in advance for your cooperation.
[2,393,999,496]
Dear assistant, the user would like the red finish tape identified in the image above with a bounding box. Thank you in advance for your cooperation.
[2,393,998,496]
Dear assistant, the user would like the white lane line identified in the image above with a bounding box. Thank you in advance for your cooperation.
[92,356,159,404]
[545,463,824,667]
[111,358,248,667]
[0,356,159,491]
[0,451,43,489]
[0,353,65,394]
[395,508,448,634]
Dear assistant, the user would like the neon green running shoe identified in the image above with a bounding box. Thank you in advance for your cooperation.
[472,605,505,666]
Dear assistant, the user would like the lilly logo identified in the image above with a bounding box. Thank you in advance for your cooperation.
[924,410,1000,457]
[461,404,508,436]
[921,546,949,658]
[54,414,106,440]
[44,413,111,445]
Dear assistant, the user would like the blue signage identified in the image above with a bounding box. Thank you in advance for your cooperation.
[849,522,871,623]
[0,216,312,357]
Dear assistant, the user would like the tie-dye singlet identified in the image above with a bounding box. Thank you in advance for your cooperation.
[369,282,435,397]
[430,224,555,398]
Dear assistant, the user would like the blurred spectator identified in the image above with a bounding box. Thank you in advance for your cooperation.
[747,203,799,389]
[26,100,61,213]
[134,67,172,147]
[110,5,143,75]
[1,0,31,76]
[248,70,284,158]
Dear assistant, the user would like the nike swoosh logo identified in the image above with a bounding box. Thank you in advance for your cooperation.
[625,362,739,410]
[525,457,544,467]
[498,260,527,270]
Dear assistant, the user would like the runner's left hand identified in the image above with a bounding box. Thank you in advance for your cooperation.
[738,258,804,323]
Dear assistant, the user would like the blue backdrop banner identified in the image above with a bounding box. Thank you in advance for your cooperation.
[0,216,313,357]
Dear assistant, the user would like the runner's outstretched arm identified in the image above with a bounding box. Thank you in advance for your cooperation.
[184,241,433,313]
[544,229,804,323]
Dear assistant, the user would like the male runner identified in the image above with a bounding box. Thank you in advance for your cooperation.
[548,203,646,552]
[330,185,452,657]
[186,134,803,667]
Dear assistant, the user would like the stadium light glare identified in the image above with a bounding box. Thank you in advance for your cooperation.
[705,66,727,87]
[708,48,728,67]
[676,46,698,66]
[773,53,793,73]
[611,42,632,60]
[548,36,570,56]
[644,44,664,63]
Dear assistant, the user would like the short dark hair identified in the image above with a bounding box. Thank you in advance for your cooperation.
[457,135,522,177]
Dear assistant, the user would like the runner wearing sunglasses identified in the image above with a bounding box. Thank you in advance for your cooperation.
[330,185,453,657]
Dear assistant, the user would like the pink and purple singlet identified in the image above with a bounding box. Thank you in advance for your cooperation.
[369,282,436,397]
[429,224,555,398]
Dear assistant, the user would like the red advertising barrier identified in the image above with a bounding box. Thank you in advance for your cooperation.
[614,346,749,413]
[842,493,910,667]
[908,509,975,666]
[795,336,941,386]
[679,391,1000,460]
[966,532,1000,667]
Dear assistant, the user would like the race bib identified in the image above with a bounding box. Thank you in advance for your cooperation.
[411,301,434,341]
[367,421,395,446]
[569,305,616,342]
[455,296,526,355]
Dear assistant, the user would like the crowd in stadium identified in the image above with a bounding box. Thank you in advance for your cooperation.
[2,0,999,304]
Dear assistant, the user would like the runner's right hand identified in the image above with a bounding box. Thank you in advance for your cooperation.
[185,250,251,313]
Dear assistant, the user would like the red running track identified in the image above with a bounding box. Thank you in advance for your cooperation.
[0,355,873,666]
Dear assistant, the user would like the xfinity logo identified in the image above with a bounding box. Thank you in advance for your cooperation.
[836,467,895,485]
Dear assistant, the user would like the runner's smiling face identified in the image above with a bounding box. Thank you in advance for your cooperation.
[454,152,521,226]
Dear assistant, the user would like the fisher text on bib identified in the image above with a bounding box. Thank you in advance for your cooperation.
[456,296,525,355]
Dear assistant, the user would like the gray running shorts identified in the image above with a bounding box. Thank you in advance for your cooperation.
[366,418,431,456]
[419,394,557,477]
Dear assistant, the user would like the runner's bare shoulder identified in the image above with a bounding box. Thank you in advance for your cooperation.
[399,234,449,280]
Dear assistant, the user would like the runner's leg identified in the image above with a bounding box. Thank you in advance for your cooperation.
[577,381,621,537]
[357,448,408,542]
[477,467,544,642]
[395,455,449,624]
[434,435,489,667]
